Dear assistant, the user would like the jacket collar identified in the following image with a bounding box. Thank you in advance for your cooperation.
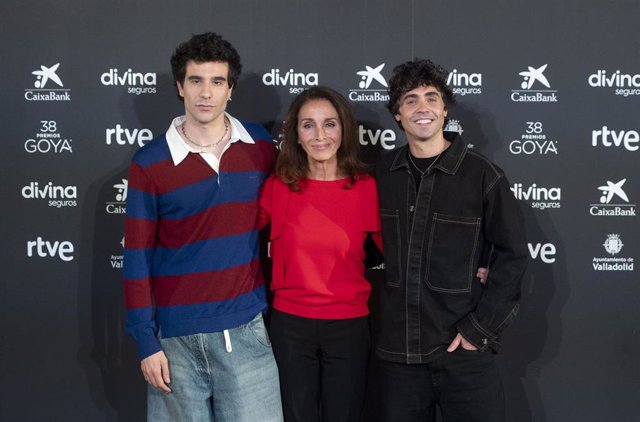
[389,133,468,175]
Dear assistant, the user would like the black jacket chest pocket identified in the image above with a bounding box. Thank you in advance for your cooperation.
[425,213,481,293]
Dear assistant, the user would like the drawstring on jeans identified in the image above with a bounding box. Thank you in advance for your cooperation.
[223,329,232,352]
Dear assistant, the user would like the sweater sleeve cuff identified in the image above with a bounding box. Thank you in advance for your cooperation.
[457,313,497,352]
[136,334,162,361]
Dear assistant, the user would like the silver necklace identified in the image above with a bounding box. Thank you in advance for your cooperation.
[181,120,229,149]
[408,150,443,176]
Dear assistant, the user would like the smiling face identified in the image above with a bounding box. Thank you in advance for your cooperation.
[176,60,232,127]
[394,84,448,145]
[297,99,342,168]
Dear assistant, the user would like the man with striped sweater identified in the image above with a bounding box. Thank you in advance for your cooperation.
[123,32,283,422]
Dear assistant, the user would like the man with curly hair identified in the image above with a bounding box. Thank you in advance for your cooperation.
[373,58,527,421]
[123,32,283,421]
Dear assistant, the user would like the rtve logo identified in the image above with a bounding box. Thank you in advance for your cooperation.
[528,242,556,264]
[358,125,396,150]
[27,237,74,261]
[592,126,639,151]
[106,124,153,147]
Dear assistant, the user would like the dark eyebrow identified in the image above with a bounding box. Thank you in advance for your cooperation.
[401,93,418,101]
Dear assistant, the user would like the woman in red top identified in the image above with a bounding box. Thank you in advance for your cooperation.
[260,86,381,422]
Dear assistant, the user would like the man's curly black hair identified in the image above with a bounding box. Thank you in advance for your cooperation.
[386,59,456,129]
[170,32,242,97]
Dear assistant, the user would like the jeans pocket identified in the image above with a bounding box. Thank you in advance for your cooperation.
[425,213,481,293]
[380,208,402,287]
[247,313,272,347]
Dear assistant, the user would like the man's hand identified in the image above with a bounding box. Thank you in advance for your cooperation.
[141,350,172,393]
[447,332,478,352]
[476,267,489,284]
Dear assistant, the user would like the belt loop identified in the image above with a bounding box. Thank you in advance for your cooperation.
[223,329,232,353]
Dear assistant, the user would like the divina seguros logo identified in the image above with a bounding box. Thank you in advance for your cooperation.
[511,182,561,210]
[447,69,482,96]
[262,68,318,94]
[510,64,558,103]
[100,68,157,95]
[348,63,389,102]
[588,69,640,97]
[22,182,77,208]
[589,179,636,217]
[25,62,71,101]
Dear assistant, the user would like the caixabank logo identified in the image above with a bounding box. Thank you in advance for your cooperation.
[511,182,561,210]
[593,234,634,271]
[348,63,389,102]
[590,179,636,217]
[100,68,157,95]
[22,181,77,208]
[106,179,127,215]
[588,69,640,97]
[262,68,318,94]
[509,121,558,155]
[510,64,558,103]
[447,69,482,96]
[24,62,71,102]
[25,120,72,154]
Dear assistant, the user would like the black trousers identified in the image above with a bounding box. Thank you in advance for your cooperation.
[269,309,370,422]
[372,350,505,422]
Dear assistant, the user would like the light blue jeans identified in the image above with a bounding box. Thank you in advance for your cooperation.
[147,313,283,422]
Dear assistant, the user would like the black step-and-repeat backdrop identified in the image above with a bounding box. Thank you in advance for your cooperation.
[2,1,639,421]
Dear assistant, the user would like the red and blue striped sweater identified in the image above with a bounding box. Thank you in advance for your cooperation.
[123,117,276,359]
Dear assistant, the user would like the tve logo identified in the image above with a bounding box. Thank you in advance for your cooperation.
[358,125,396,150]
[106,124,153,147]
[27,237,74,261]
[528,242,556,263]
[591,126,639,151]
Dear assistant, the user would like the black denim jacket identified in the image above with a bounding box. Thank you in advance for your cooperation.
[374,135,527,364]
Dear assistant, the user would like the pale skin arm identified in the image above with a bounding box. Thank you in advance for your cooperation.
[141,350,172,393]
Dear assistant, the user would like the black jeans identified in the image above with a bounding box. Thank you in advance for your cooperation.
[269,309,370,422]
[373,350,504,422]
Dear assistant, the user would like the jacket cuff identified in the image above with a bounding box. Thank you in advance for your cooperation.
[457,313,497,352]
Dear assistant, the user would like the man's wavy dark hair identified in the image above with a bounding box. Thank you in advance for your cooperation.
[386,58,456,129]
[170,32,242,98]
